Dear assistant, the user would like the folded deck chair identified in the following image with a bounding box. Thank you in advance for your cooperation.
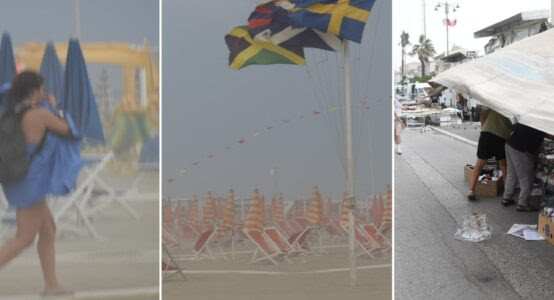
[327,219,349,238]
[162,244,186,281]
[360,224,390,250]
[162,224,187,255]
[275,221,295,238]
[48,152,114,240]
[187,222,205,237]
[354,226,383,259]
[243,229,281,265]
[264,226,305,263]
[193,227,231,260]
[287,219,304,233]
[295,218,308,228]
[378,221,392,243]
[287,226,316,253]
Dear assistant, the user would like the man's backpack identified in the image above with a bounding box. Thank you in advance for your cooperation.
[0,112,29,184]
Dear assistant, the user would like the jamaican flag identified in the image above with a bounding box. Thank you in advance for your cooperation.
[225,26,306,70]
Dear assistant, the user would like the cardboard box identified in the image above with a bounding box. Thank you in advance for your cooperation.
[537,213,554,246]
[464,165,504,197]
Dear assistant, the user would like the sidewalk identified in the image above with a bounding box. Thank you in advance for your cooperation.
[395,128,554,299]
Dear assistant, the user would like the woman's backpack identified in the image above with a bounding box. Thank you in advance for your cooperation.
[0,112,29,184]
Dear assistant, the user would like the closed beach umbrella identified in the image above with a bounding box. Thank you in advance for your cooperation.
[0,32,16,85]
[0,32,16,112]
[39,42,64,106]
[244,189,263,232]
[306,186,322,225]
[220,189,236,229]
[63,38,104,143]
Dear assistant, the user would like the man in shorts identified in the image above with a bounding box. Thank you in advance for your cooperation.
[467,108,512,200]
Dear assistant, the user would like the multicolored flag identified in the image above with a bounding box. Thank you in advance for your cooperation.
[288,0,376,43]
[443,18,457,27]
[225,26,306,70]
[248,1,342,52]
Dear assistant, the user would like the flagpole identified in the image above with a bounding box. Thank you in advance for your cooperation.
[75,0,81,38]
[343,40,356,287]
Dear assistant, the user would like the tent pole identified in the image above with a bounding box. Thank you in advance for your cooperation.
[343,40,356,287]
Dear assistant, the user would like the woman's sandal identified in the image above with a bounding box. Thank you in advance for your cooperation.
[467,190,477,201]
[501,198,515,206]
[516,205,539,212]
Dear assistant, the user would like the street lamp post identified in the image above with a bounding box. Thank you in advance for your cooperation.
[435,2,460,56]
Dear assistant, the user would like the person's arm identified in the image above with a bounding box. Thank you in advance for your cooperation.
[40,108,72,137]
[480,109,490,125]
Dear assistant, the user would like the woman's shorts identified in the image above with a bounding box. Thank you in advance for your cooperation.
[477,131,506,160]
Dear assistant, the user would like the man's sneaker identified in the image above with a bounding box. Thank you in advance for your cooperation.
[396,145,402,155]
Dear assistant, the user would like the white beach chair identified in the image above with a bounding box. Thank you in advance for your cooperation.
[0,187,16,240]
[48,151,114,240]
[113,162,159,204]
[78,152,140,219]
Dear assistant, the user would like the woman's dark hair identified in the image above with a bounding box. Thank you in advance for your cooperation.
[5,71,44,116]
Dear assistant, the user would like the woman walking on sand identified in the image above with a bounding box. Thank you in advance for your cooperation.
[0,71,81,296]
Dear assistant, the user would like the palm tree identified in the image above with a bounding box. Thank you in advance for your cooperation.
[399,31,410,78]
[411,34,436,77]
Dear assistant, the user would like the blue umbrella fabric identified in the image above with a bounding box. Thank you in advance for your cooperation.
[0,32,16,114]
[63,38,104,144]
[139,135,159,168]
[0,32,16,86]
[39,42,64,106]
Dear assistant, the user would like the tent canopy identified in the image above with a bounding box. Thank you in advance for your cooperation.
[433,29,554,135]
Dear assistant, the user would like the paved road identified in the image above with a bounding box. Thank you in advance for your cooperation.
[395,129,554,300]
[435,122,482,142]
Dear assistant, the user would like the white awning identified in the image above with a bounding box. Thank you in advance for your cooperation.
[433,29,554,135]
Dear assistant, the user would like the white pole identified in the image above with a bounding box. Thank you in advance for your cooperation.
[343,40,356,287]
[422,0,427,39]
[551,0,554,26]
[75,0,81,38]
[445,3,450,56]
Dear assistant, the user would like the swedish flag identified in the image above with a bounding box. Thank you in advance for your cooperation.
[289,0,376,43]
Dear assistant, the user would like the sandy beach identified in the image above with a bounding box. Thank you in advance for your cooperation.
[0,171,159,299]
[163,234,391,300]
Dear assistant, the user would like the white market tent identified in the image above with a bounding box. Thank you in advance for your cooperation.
[433,28,554,135]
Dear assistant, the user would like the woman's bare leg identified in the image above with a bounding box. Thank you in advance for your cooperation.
[37,204,65,295]
[0,203,43,268]
[469,158,487,192]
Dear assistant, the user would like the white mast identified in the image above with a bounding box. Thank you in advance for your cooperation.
[75,0,81,38]
[343,40,356,286]
[551,0,554,25]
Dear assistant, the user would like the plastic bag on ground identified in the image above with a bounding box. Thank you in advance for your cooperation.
[454,212,492,242]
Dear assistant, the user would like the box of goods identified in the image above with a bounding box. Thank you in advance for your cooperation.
[464,163,503,197]
[537,208,554,246]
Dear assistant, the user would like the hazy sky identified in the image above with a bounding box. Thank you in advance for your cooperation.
[162,0,392,201]
[0,0,159,100]
[393,0,552,70]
